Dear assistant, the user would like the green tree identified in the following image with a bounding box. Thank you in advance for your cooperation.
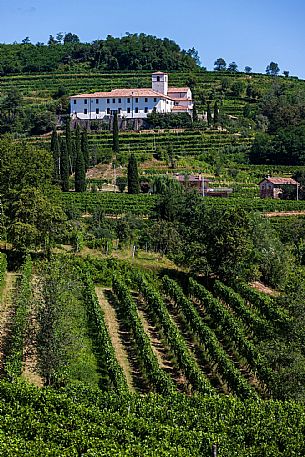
[127,154,139,194]
[207,102,212,126]
[50,130,60,184]
[60,139,69,192]
[228,61,238,72]
[8,187,66,255]
[81,128,89,171]
[74,126,86,192]
[213,101,219,126]
[266,61,280,76]
[65,120,73,175]
[112,112,119,154]
[214,58,226,71]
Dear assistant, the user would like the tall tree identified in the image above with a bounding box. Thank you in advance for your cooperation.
[213,101,219,126]
[65,120,73,175]
[81,129,89,171]
[112,112,119,154]
[74,126,86,192]
[192,102,198,122]
[207,102,212,127]
[60,139,69,192]
[266,61,280,76]
[214,58,226,71]
[50,130,60,185]
[127,154,139,194]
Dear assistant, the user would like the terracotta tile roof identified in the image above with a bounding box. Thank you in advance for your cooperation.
[168,87,190,93]
[262,177,298,185]
[71,88,174,100]
[171,97,192,101]
[172,105,190,111]
[152,71,167,74]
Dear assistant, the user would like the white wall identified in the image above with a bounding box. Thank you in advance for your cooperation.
[70,96,175,119]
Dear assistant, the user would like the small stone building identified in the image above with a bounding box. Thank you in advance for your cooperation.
[259,177,298,199]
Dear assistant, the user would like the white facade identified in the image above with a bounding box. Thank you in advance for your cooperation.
[70,72,193,120]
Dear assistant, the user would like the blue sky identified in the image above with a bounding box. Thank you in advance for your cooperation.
[1,0,305,78]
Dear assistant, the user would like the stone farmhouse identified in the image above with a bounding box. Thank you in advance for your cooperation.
[259,177,299,199]
[70,72,193,121]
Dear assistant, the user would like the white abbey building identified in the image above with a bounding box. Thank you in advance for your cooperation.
[70,72,193,120]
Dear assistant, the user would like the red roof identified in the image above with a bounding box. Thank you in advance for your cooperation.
[152,71,167,75]
[168,87,189,93]
[172,106,190,111]
[71,88,173,100]
[261,177,298,185]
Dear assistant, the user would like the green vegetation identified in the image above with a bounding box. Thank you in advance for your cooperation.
[1,34,305,455]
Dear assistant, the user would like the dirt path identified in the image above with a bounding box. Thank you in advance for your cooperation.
[0,272,18,375]
[21,276,44,387]
[251,281,280,297]
[264,211,305,217]
[95,287,135,391]
[137,301,188,391]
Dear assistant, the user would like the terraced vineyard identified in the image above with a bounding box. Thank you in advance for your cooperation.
[1,69,304,115]
[30,129,254,161]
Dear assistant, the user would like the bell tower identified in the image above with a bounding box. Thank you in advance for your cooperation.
[152,72,168,95]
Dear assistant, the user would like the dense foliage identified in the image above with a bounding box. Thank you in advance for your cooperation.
[0,34,199,75]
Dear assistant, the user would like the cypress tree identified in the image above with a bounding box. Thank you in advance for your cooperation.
[60,139,69,192]
[213,101,219,127]
[207,102,212,127]
[192,102,198,122]
[65,120,73,175]
[112,112,119,154]
[81,129,89,171]
[75,126,86,192]
[71,136,77,174]
[127,153,140,194]
[50,129,60,184]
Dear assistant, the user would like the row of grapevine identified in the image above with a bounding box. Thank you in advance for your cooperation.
[82,271,128,391]
[233,280,291,325]
[162,276,257,399]
[0,379,304,456]
[213,280,272,338]
[112,275,175,394]
[134,272,215,395]
[5,255,33,380]
[189,278,272,385]
[62,192,158,216]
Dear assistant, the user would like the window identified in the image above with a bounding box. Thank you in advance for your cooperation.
[118,108,121,114]
[73,99,76,104]
[84,108,88,114]
[84,99,87,104]
[135,107,139,113]
[135,97,138,103]
[127,98,131,103]
[145,98,148,102]
[96,99,99,104]
[112,98,115,103]
[107,99,110,104]
[96,108,99,114]
[157,76,160,82]
[144,107,148,113]
[118,98,121,103]
[107,108,110,114]
[127,107,131,113]
[153,98,157,102]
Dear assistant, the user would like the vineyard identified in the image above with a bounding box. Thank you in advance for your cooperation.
[0,251,304,455]
[61,191,305,216]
